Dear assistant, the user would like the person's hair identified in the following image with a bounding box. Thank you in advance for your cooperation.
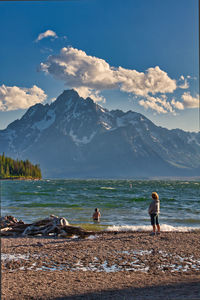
[95,208,99,212]
[152,192,159,200]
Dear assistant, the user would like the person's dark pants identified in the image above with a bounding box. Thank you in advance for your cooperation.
[150,213,159,226]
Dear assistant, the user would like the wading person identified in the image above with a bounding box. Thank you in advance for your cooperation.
[148,192,160,235]
[92,208,101,222]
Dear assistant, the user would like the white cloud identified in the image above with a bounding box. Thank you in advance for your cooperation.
[181,92,199,108]
[118,66,176,96]
[36,30,58,42]
[171,93,199,111]
[139,95,175,114]
[179,80,189,89]
[50,97,57,103]
[171,99,184,110]
[40,47,177,102]
[40,47,118,90]
[74,87,105,103]
[139,99,168,114]
[178,75,189,89]
[139,91,199,114]
[0,85,47,111]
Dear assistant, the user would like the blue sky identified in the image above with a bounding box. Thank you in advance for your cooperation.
[0,0,199,131]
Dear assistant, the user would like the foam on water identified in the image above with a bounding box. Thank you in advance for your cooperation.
[106,224,200,232]
[100,187,116,190]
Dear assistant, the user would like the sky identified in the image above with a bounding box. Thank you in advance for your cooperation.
[0,0,199,132]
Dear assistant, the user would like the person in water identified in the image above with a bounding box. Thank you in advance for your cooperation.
[148,192,160,235]
[93,208,101,222]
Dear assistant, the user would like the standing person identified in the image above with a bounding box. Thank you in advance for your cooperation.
[148,192,160,235]
[93,208,101,222]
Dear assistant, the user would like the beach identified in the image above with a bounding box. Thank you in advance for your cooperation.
[2,231,200,299]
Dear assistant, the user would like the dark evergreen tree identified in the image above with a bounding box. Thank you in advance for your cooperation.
[0,154,42,179]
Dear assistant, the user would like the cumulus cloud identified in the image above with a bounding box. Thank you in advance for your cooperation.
[39,46,199,114]
[171,93,199,111]
[178,75,189,89]
[40,46,177,102]
[181,92,199,108]
[139,95,175,114]
[74,87,105,102]
[139,91,199,114]
[171,99,184,110]
[118,66,176,96]
[36,30,58,42]
[139,99,168,114]
[40,47,118,89]
[179,80,189,89]
[0,84,47,111]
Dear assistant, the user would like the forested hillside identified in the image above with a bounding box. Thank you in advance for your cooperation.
[0,153,42,179]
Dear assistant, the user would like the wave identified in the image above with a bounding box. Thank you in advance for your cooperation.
[106,224,200,232]
[100,187,116,190]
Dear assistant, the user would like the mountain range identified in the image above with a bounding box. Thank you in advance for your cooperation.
[0,89,200,178]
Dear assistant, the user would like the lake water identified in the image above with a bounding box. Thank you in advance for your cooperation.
[1,179,200,231]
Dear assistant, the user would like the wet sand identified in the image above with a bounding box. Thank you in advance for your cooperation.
[1,231,200,299]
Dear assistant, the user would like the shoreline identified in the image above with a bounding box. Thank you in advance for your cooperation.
[1,177,199,181]
[0,177,41,181]
[2,231,200,299]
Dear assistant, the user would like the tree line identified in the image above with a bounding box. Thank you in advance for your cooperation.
[0,153,42,179]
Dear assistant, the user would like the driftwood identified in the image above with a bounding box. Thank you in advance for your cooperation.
[0,215,94,238]
[0,215,25,228]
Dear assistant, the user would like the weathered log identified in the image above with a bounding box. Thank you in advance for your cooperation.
[0,216,24,229]
[0,215,94,238]
[1,224,31,237]
[60,225,93,237]
[1,227,21,236]
[29,215,69,227]
[21,215,70,236]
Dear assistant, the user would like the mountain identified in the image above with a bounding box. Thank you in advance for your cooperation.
[0,89,200,178]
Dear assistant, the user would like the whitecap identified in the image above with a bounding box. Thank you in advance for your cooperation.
[106,224,200,232]
[100,187,115,190]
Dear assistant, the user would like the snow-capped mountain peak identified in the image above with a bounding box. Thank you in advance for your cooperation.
[0,89,199,178]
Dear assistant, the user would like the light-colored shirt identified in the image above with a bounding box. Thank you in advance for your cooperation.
[148,199,160,215]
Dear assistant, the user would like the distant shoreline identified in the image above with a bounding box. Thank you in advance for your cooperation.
[1,177,200,181]
[0,177,41,181]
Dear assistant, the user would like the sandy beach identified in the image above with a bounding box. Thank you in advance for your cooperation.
[1,231,200,299]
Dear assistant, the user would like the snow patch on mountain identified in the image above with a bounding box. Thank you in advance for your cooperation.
[99,113,113,130]
[0,89,200,177]
[32,109,55,131]
[69,130,96,145]
[115,111,142,128]
[116,117,138,127]
[5,129,16,151]
[150,134,159,142]
[65,97,74,111]
[101,121,112,130]
[187,135,200,146]
[27,106,38,118]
